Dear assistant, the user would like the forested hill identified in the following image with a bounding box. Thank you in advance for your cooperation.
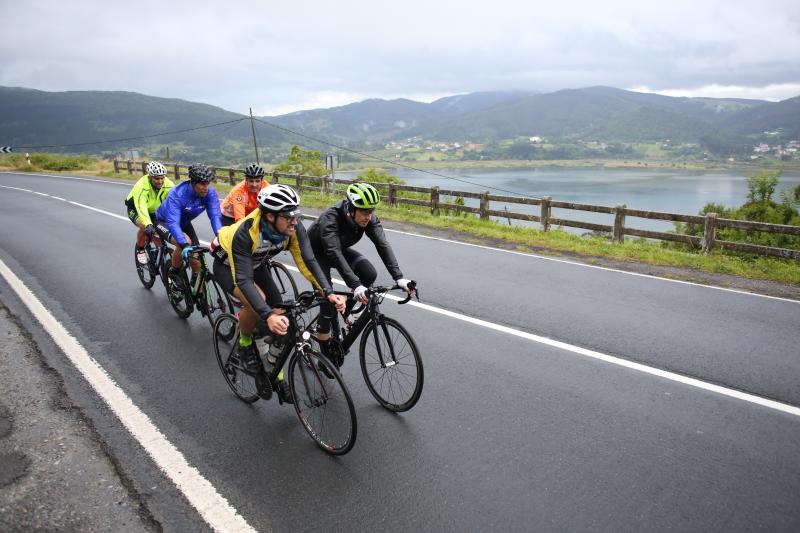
[1,85,798,162]
[0,86,290,159]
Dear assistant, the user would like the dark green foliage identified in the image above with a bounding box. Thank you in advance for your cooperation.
[675,171,800,250]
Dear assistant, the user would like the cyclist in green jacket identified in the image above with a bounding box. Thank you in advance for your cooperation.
[124,161,175,265]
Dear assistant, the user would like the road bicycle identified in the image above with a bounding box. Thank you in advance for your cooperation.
[134,235,170,291]
[308,282,423,413]
[163,246,233,328]
[213,291,357,455]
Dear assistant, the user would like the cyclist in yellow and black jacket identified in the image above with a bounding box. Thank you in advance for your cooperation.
[212,184,345,388]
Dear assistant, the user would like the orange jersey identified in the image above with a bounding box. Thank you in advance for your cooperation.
[220,180,268,222]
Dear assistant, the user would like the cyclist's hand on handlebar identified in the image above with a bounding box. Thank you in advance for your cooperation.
[328,293,346,314]
[266,312,289,336]
[396,278,414,294]
[180,245,195,263]
[353,285,369,304]
[144,224,155,237]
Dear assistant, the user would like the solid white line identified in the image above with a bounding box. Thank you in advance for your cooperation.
[280,262,800,417]
[8,183,800,416]
[382,228,800,305]
[0,258,256,533]
[1,170,128,186]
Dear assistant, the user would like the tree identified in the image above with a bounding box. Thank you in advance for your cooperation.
[273,145,327,177]
[745,170,781,203]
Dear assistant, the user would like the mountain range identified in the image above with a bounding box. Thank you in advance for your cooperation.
[1,85,797,163]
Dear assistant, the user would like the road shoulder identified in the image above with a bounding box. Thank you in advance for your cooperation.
[0,303,156,532]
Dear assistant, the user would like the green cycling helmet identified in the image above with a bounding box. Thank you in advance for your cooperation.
[346,182,381,210]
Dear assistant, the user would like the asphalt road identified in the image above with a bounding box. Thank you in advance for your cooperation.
[1,171,799,532]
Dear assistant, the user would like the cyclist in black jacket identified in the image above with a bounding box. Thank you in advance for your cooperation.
[308,182,414,352]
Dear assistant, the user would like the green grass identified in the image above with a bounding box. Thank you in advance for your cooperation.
[290,185,800,286]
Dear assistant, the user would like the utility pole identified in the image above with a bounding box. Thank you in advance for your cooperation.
[249,108,260,165]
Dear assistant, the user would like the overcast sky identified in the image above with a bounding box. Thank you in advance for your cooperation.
[2,0,799,116]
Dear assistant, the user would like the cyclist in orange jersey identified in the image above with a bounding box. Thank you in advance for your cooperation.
[220,163,268,226]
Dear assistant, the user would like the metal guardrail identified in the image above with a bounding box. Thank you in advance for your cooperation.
[114,160,800,259]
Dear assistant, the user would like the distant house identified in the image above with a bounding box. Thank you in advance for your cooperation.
[753,143,771,153]
[529,136,543,143]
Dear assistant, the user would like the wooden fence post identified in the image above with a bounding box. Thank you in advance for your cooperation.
[613,204,626,243]
[431,186,440,216]
[323,177,331,195]
[271,171,278,184]
[295,175,302,190]
[140,161,147,175]
[228,169,236,185]
[174,163,180,181]
[701,212,718,253]
[541,196,552,231]
[479,191,490,220]
[127,160,133,175]
[389,183,397,207]
[113,160,119,173]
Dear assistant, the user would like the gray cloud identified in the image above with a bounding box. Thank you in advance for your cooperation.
[1,0,798,114]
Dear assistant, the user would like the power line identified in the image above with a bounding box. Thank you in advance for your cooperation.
[16,117,249,150]
[253,117,542,200]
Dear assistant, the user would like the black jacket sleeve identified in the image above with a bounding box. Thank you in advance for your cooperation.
[231,219,272,319]
[318,210,362,288]
[366,217,403,280]
[294,223,333,294]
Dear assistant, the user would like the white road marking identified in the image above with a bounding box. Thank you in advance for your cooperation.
[5,170,796,303]
[0,259,256,533]
[382,228,800,305]
[5,182,800,418]
[278,270,800,418]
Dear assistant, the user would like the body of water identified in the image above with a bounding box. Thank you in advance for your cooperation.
[337,167,800,233]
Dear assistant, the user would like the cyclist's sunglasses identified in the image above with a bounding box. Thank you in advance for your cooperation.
[277,209,301,222]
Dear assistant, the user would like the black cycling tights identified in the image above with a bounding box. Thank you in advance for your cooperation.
[316,248,377,334]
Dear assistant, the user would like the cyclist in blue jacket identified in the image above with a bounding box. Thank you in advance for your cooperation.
[154,164,222,288]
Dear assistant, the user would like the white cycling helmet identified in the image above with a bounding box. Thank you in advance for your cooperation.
[146,161,167,177]
[257,184,300,216]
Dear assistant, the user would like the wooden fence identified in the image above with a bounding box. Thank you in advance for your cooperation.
[114,160,800,260]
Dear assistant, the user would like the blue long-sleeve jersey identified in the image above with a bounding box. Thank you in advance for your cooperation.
[155,181,222,245]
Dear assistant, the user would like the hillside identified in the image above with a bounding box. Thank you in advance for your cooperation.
[1,85,798,163]
[0,86,291,163]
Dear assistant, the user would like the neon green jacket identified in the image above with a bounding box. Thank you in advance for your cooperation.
[125,175,175,226]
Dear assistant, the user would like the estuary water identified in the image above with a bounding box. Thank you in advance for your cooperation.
[337,167,800,233]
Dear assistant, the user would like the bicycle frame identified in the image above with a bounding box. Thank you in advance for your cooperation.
[309,283,417,367]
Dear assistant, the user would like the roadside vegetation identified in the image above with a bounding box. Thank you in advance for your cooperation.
[3,151,799,286]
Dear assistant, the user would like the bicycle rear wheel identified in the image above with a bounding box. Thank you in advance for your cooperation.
[270,261,298,302]
[213,314,259,403]
[135,243,157,289]
[359,317,423,412]
[289,349,357,455]
[203,277,234,330]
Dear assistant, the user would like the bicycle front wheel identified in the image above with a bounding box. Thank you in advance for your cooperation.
[167,271,193,319]
[359,317,424,412]
[270,261,298,302]
[135,243,157,289]
[289,350,357,455]
[213,314,259,403]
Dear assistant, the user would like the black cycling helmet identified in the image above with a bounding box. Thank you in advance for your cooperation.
[188,164,214,184]
[244,163,265,178]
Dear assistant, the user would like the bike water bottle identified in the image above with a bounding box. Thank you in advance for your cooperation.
[267,335,284,365]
